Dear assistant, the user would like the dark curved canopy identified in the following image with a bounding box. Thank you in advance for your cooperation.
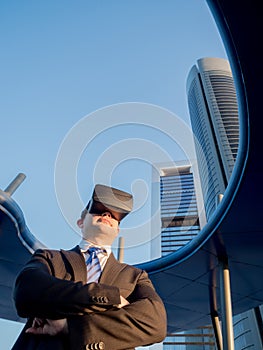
[0,0,262,332]
[0,189,46,322]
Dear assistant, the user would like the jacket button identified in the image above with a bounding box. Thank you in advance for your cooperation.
[86,342,105,349]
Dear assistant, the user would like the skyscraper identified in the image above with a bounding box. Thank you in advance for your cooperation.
[151,160,203,259]
[186,57,239,220]
[160,163,200,256]
[151,161,215,349]
[187,57,262,349]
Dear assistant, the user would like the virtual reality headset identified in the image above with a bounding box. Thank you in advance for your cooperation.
[86,184,133,222]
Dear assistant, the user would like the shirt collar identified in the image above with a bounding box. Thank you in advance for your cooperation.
[79,238,111,256]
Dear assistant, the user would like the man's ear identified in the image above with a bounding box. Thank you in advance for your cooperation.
[77,218,83,228]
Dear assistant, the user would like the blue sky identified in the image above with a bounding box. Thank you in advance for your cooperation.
[0,1,227,348]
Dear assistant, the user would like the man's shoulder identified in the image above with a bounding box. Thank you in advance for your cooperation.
[33,245,85,280]
[33,246,82,269]
[34,245,80,257]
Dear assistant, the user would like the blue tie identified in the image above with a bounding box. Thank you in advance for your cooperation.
[85,247,105,283]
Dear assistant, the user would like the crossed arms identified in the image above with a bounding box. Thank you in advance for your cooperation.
[14,249,167,349]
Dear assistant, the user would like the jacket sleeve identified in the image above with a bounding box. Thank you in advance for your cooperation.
[13,249,121,319]
[67,270,167,350]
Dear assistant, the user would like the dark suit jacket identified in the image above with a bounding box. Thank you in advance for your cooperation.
[12,246,167,350]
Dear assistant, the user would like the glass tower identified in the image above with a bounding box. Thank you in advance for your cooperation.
[160,165,200,256]
[186,57,239,220]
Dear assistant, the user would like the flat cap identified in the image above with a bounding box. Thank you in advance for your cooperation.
[86,184,133,222]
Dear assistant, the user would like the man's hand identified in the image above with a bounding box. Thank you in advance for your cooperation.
[26,318,68,336]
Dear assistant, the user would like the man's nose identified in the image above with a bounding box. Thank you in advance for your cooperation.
[102,212,112,218]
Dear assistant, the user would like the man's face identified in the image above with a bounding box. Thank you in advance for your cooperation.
[77,211,120,245]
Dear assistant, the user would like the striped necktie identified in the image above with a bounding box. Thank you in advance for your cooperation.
[85,247,105,283]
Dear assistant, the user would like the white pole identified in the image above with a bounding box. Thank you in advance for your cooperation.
[220,260,235,349]
[117,236,124,263]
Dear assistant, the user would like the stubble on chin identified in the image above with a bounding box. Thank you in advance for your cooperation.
[83,221,118,245]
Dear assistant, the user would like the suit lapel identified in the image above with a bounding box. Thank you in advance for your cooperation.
[99,253,127,285]
[60,245,87,283]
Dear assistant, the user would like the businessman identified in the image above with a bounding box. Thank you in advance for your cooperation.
[12,184,167,349]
